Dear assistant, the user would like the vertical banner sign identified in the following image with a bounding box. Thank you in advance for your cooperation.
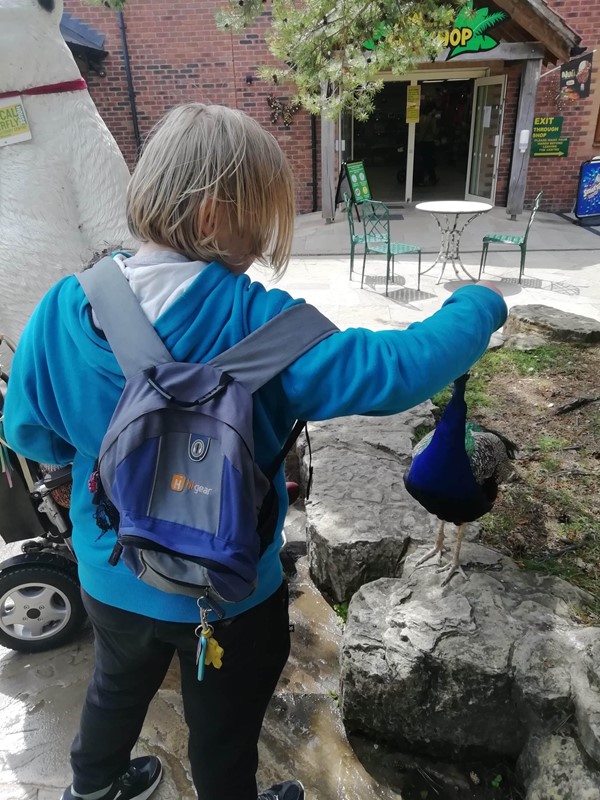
[560,52,593,101]
[0,97,32,147]
[406,85,421,124]
[346,161,372,204]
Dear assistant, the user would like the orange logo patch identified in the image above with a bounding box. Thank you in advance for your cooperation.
[171,474,186,492]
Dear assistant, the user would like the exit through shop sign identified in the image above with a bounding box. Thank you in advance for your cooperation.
[531,116,570,157]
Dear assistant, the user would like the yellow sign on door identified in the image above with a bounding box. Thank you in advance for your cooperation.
[406,85,421,124]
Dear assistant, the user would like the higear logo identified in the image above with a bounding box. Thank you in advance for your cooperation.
[170,473,213,496]
[171,474,186,492]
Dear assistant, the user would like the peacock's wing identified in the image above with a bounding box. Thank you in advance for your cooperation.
[469,431,513,484]
[412,429,435,457]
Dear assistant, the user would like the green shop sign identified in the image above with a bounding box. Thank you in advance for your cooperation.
[443,3,507,59]
[363,2,508,60]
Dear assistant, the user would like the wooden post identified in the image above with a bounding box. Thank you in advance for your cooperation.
[507,58,542,220]
[320,87,337,222]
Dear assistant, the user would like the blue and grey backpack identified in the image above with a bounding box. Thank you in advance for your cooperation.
[77,257,337,613]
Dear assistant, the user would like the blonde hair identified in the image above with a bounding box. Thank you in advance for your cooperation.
[127,103,295,274]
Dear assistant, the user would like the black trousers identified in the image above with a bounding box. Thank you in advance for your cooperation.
[72,583,290,800]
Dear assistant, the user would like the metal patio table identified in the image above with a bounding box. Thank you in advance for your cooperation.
[416,200,492,282]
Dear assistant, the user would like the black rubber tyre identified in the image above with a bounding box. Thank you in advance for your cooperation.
[0,564,86,652]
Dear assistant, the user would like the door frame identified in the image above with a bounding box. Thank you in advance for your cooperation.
[465,75,507,203]
[374,68,488,203]
[334,67,492,206]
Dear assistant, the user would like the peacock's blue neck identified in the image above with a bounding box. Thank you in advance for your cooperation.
[436,374,468,451]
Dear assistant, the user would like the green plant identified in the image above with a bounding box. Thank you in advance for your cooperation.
[537,435,568,453]
[214,0,466,119]
[333,601,349,623]
[413,423,434,444]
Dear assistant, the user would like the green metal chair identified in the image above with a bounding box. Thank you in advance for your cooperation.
[479,190,543,284]
[360,200,422,296]
[344,193,367,279]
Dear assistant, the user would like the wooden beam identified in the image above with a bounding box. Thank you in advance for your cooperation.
[494,0,580,62]
[320,112,336,222]
[436,42,546,63]
[507,58,542,219]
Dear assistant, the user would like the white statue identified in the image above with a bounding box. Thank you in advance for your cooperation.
[0,0,134,344]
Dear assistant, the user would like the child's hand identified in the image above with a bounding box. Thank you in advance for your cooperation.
[476,280,504,298]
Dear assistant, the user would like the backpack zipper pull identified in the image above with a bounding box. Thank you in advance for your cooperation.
[197,591,225,620]
[108,541,123,565]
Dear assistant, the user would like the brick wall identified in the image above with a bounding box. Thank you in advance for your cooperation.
[64,0,318,213]
[65,0,597,214]
[525,0,600,210]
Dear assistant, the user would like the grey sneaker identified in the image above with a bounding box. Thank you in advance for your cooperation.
[61,756,162,800]
[258,780,305,800]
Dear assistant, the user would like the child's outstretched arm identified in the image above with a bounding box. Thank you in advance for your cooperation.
[281,284,507,421]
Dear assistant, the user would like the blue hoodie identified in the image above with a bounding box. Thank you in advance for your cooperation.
[4,261,507,623]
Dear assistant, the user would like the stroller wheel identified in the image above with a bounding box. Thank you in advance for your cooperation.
[0,564,86,653]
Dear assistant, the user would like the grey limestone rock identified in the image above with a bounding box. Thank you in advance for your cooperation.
[518,733,600,800]
[504,305,600,344]
[300,392,600,796]
[340,553,600,783]
[300,409,436,604]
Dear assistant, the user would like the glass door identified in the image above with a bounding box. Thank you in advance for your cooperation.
[465,76,506,203]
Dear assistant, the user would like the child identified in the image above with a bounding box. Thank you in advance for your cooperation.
[4,103,507,800]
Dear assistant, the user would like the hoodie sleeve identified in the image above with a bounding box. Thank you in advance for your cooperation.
[3,294,77,466]
[280,284,507,420]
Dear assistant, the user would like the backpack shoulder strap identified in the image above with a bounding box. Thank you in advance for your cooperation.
[77,257,173,379]
[208,303,338,394]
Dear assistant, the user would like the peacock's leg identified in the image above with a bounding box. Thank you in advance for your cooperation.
[415,520,447,567]
[438,523,469,586]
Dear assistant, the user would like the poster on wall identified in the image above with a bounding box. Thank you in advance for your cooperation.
[560,52,593,100]
[575,159,600,223]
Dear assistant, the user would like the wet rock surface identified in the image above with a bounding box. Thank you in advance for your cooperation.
[0,508,404,800]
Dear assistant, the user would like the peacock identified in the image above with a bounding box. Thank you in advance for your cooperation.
[404,373,517,585]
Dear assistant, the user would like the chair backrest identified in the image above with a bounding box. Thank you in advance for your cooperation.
[343,192,357,239]
[524,190,543,243]
[361,200,390,245]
